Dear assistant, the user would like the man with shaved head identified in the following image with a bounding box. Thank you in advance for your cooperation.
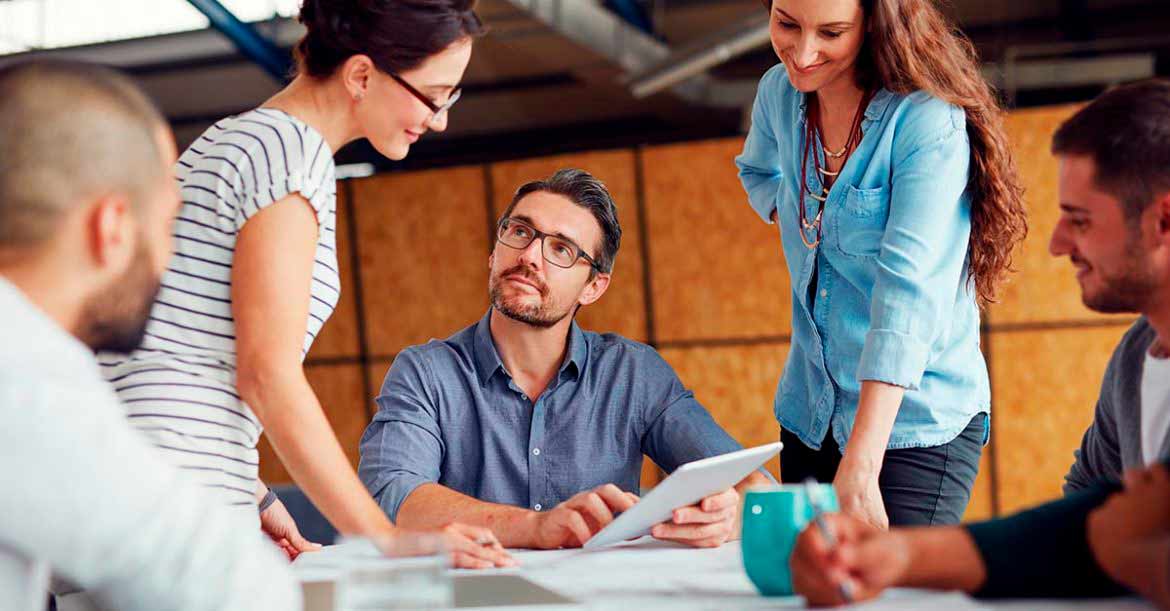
[0,60,299,610]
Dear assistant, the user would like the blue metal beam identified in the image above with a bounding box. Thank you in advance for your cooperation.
[604,0,654,35]
[186,0,291,81]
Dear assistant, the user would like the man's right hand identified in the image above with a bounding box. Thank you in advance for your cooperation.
[790,512,909,606]
[530,484,639,549]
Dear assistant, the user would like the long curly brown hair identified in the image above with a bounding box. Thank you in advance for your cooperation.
[765,0,1028,306]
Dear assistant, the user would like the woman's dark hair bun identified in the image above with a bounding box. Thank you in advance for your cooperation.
[293,0,485,78]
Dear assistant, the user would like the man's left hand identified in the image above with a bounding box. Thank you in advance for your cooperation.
[651,487,739,548]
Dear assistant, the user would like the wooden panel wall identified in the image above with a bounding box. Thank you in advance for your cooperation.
[258,103,1131,527]
[989,327,1121,513]
[350,165,492,357]
[642,139,792,344]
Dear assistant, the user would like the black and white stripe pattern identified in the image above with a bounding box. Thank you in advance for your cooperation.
[101,108,337,508]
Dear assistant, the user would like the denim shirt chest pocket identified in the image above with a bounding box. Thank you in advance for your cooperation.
[830,185,889,258]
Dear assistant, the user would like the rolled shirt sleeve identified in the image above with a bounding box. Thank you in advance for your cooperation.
[638,349,749,473]
[858,97,973,390]
[358,348,445,523]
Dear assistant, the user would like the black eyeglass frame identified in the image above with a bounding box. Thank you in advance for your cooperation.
[389,72,462,121]
[496,217,604,273]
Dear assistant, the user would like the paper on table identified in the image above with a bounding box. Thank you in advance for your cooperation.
[508,539,990,609]
[292,538,440,581]
[504,537,764,604]
[846,590,993,610]
[292,536,1000,611]
[989,599,1155,610]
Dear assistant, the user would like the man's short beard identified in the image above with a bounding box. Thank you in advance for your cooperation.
[488,265,573,329]
[77,241,161,354]
[489,284,571,329]
[1081,232,1158,314]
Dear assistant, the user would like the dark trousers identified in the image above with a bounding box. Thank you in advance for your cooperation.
[780,414,986,526]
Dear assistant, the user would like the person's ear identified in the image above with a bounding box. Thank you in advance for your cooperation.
[577,271,611,307]
[341,54,377,103]
[87,194,136,273]
[1156,191,1170,240]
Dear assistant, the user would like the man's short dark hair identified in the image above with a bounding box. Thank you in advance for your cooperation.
[1052,78,1170,224]
[500,169,622,275]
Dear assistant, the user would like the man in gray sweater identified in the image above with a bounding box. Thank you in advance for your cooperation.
[1059,77,1170,491]
[789,78,1170,608]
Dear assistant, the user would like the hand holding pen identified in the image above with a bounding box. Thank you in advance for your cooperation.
[789,481,916,607]
[804,478,856,604]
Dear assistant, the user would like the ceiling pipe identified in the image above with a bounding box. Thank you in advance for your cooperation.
[627,13,769,99]
[504,0,758,108]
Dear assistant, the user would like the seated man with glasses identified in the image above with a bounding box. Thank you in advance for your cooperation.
[359,169,770,551]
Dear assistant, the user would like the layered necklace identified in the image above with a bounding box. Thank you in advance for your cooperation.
[797,88,876,249]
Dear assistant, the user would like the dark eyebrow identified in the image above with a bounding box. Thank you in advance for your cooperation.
[510,214,586,248]
[775,8,853,28]
[1060,203,1089,214]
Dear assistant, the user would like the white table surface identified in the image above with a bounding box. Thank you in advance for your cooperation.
[293,537,1155,611]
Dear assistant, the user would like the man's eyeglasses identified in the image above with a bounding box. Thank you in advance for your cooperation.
[389,72,461,126]
[496,218,602,272]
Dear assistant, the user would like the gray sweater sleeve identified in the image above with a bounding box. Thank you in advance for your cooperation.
[1063,318,1152,494]
[1063,364,1123,493]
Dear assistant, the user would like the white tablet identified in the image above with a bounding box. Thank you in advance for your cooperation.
[582,442,782,549]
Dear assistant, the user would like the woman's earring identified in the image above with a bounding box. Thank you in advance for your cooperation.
[354,92,365,102]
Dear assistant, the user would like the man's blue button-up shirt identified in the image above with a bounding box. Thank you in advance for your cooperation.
[358,311,745,521]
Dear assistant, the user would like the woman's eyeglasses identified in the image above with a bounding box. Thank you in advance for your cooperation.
[389,72,462,126]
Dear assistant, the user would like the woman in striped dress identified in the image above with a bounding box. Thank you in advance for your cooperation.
[100,0,513,569]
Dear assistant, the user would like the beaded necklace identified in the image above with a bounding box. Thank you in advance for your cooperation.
[797,88,876,249]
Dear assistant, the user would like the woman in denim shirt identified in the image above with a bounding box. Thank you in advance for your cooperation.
[736,0,1027,528]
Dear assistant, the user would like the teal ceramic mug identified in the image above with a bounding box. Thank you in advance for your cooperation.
[741,484,839,596]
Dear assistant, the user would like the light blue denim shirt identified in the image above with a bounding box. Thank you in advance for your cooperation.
[736,65,989,452]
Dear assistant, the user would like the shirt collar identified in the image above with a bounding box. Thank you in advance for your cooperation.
[473,310,506,387]
[864,89,894,123]
[562,320,588,381]
[472,309,588,388]
[797,87,894,128]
